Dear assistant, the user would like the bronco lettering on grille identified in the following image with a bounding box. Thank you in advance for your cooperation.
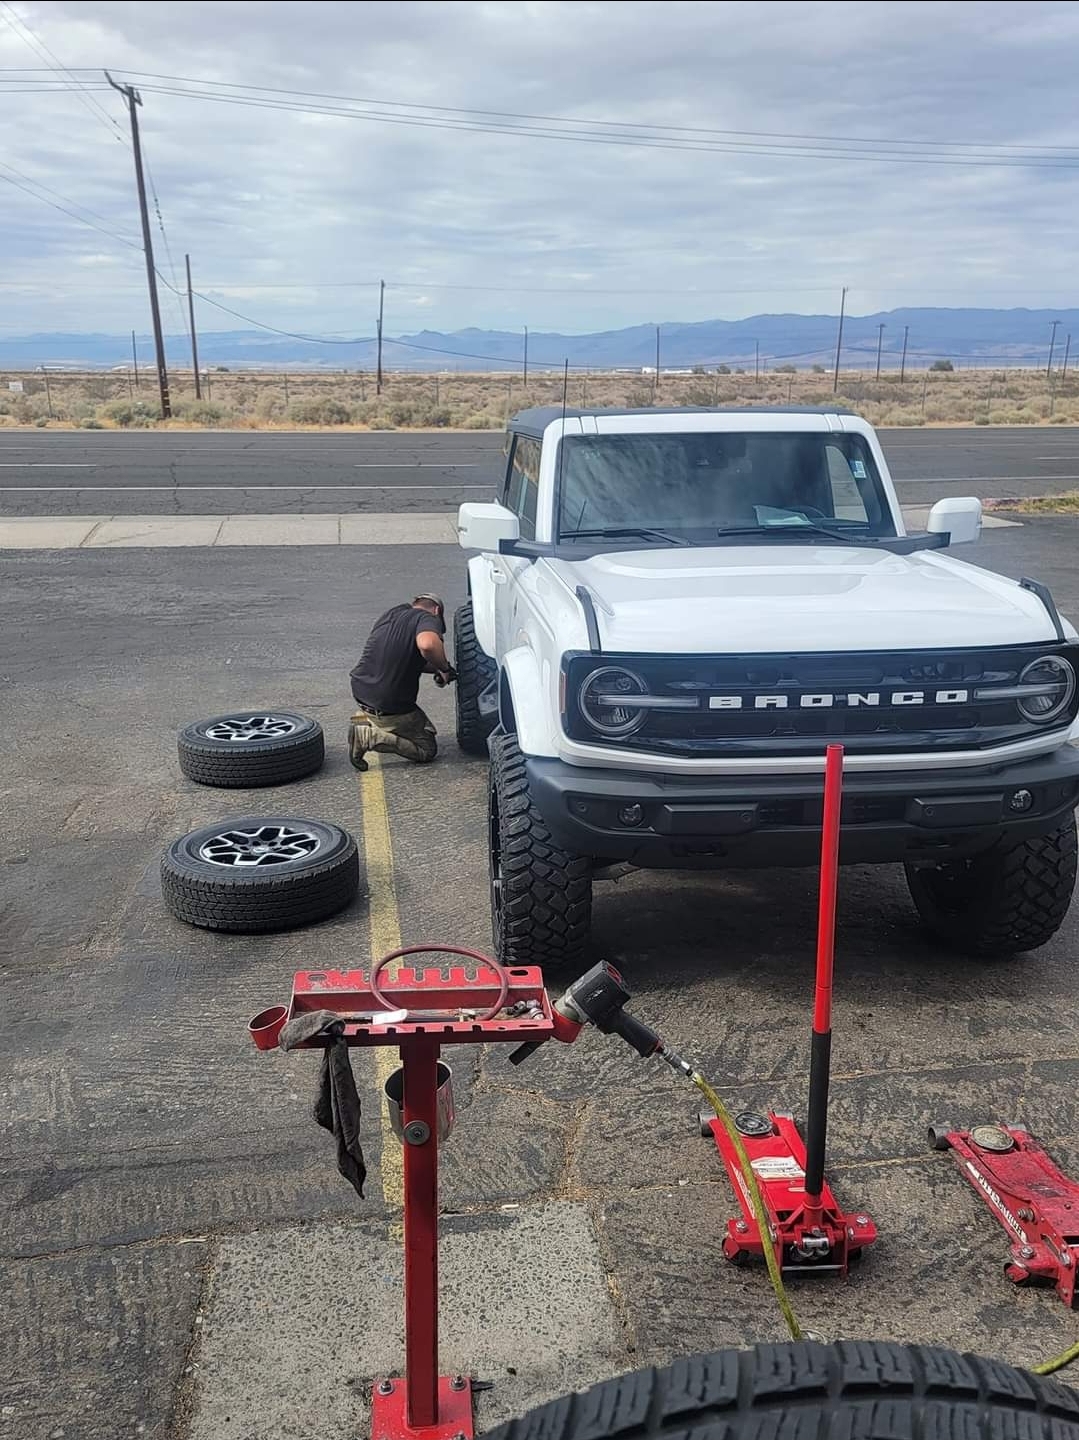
[708,689,971,711]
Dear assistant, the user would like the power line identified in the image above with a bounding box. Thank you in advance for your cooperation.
[0,161,143,248]
[103,69,1079,158]
[0,3,128,145]
[116,80,1079,170]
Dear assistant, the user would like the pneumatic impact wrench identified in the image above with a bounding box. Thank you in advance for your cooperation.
[509,961,694,1078]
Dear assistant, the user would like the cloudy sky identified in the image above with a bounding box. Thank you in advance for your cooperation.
[2,0,1079,340]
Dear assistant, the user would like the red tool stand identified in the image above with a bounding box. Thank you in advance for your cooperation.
[250,948,558,1440]
[930,1123,1079,1308]
[701,744,877,1275]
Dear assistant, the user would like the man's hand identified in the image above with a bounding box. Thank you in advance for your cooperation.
[434,665,458,688]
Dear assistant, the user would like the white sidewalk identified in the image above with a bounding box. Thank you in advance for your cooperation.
[0,512,460,548]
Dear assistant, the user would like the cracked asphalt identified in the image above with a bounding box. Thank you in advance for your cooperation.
[3,514,1079,1438]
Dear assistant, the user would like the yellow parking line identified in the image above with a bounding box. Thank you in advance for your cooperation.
[358,753,404,1212]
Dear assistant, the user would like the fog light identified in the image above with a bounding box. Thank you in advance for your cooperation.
[1009,789,1034,813]
[618,804,644,827]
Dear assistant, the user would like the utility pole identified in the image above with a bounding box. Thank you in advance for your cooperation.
[832,286,847,393]
[376,279,385,395]
[654,325,660,395]
[1047,319,1060,377]
[523,325,528,385]
[40,366,53,418]
[185,254,202,399]
[754,339,759,382]
[105,72,171,418]
[1063,333,1072,379]
[900,324,909,383]
[131,329,140,388]
[875,321,885,380]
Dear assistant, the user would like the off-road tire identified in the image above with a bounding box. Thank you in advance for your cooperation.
[905,814,1077,956]
[488,729,591,968]
[178,712,324,788]
[454,602,498,756]
[161,816,358,932]
[481,1342,1079,1440]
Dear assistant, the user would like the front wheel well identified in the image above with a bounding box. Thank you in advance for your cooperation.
[498,670,517,734]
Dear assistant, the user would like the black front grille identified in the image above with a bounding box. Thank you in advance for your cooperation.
[563,645,1079,758]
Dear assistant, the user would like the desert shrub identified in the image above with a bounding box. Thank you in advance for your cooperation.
[974,416,990,425]
[171,399,233,426]
[715,364,731,375]
[80,418,104,429]
[691,365,707,375]
[100,398,158,427]
[812,364,827,374]
[414,406,452,427]
[387,402,416,426]
[368,418,396,430]
[684,386,715,407]
[774,364,797,374]
[461,412,501,429]
[287,398,352,425]
[624,387,654,407]
[930,359,954,372]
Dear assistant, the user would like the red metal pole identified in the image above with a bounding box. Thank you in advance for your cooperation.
[804,744,843,1206]
[402,1037,441,1429]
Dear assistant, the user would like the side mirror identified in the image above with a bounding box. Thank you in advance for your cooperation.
[927,497,982,546]
[457,501,520,552]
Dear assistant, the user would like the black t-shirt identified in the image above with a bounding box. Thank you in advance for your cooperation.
[350,604,444,712]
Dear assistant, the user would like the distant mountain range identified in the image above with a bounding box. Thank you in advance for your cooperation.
[1,307,1075,371]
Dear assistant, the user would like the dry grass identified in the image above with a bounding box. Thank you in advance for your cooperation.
[1,365,1077,430]
[986,491,1079,515]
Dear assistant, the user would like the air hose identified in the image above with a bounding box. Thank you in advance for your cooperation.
[678,1064,1078,1375]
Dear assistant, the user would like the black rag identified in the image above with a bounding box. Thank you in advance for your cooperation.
[279,1009,366,1198]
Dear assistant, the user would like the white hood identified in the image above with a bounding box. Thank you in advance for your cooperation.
[545,544,1068,653]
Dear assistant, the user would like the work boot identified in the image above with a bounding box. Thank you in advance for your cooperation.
[347,721,369,772]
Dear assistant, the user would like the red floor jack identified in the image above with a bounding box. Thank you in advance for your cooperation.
[700,744,878,1275]
[248,947,575,1440]
[929,1123,1079,1308]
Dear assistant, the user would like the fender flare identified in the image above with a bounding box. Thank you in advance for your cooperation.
[466,555,497,658]
[499,646,556,758]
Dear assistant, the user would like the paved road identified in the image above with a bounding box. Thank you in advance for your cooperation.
[1,425,1078,515]
[5,518,1079,1438]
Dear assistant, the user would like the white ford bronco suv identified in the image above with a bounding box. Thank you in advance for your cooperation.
[455,406,1079,968]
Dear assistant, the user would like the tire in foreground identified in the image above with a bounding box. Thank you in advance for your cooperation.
[481,1341,1079,1440]
[177,711,325,788]
[161,816,359,932]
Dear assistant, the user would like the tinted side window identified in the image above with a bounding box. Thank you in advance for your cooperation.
[501,433,515,504]
[507,436,541,539]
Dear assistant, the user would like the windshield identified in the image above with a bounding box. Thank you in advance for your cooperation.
[556,430,894,542]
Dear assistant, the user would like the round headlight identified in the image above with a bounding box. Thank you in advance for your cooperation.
[1017,655,1076,724]
[580,666,649,737]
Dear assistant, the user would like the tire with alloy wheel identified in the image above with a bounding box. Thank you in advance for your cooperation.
[177,711,324,788]
[481,1342,1079,1440]
[905,813,1077,956]
[454,601,498,756]
[161,816,358,932]
[488,729,591,968]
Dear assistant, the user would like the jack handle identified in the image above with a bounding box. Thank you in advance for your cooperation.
[509,961,661,1065]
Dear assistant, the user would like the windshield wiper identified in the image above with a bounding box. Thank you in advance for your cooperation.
[715,523,868,544]
[561,526,691,546]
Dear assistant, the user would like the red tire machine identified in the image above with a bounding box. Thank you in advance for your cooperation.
[929,1123,1079,1308]
[699,743,877,1274]
[248,946,582,1440]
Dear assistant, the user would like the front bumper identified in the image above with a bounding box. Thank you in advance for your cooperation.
[525,747,1079,869]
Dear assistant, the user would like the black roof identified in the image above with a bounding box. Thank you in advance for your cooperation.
[507,404,856,439]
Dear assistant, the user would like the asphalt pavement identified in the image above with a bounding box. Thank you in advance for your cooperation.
[1,425,1078,515]
[5,518,1079,1438]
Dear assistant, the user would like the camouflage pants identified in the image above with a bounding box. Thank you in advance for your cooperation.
[348,705,438,767]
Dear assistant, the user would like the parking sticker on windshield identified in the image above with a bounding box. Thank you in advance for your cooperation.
[850,459,867,479]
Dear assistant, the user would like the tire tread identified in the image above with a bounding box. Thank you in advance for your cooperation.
[455,602,498,756]
[481,1344,1079,1440]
